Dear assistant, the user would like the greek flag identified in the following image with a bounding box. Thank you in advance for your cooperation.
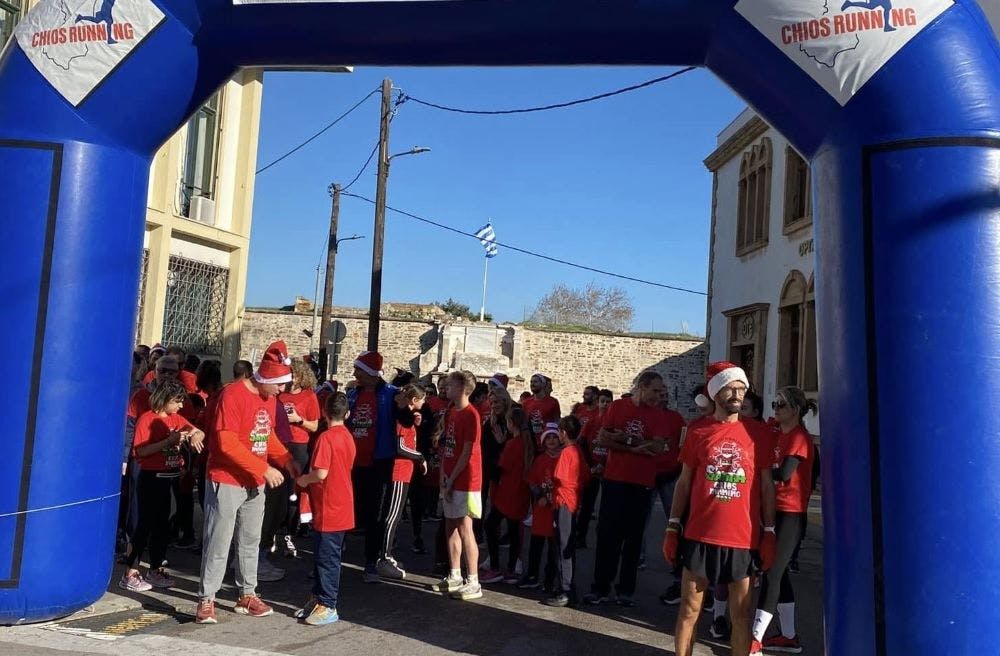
[475,222,498,258]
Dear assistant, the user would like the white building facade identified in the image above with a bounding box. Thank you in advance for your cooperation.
[704,109,820,434]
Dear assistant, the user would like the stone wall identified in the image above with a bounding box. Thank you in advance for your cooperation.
[241,310,707,418]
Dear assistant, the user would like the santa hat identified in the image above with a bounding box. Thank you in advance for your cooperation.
[254,341,293,385]
[705,361,749,400]
[540,422,560,440]
[489,373,509,389]
[694,386,711,410]
[354,351,384,378]
[150,343,166,356]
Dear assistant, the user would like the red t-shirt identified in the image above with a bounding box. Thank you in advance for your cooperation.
[680,419,772,550]
[601,399,670,488]
[132,412,194,472]
[522,396,562,443]
[350,390,378,468]
[654,409,687,475]
[553,443,586,513]
[440,404,482,492]
[208,380,292,488]
[128,387,152,419]
[773,425,815,513]
[309,425,357,532]
[581,409,608,468]
[392,422,419,483]
[492,436,531,521]
[528,452,558,537]
[279,389,321,445]
[573,404,600,435]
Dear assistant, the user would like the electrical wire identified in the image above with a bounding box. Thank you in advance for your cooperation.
[341,91,406,193]
[399,68,696,115]
[256,87,380,174]
[341,191,707,297]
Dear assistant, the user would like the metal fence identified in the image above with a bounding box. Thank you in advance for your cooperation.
[161,255,229,356]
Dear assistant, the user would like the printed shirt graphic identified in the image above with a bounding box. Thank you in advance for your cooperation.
[773,424,816,513]
[735,0,954,105]
[350,390,377,467]
[439,404,482,492]
[14,0,166,106]
[600,399,669,488]
[681,420,773,550]
[209,380,285,487]
[132,411,193,472]
[521,396,561,445]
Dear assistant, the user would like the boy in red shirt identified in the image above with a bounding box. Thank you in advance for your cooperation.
[544,415,589,607]
[664,362,777,656]
[518,424,561,591]
[294,392,356,626]
[195,342,302,625]
[433,370,483,601]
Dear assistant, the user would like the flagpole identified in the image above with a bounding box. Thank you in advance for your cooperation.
[479,255,489,322]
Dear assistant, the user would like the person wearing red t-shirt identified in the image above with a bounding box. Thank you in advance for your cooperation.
[572,385,600,435]
[411,382,446,556]
[543,415,590,607]
[521,373,561,449]
[664,362,777,656]
[195,341,302,626]
[433,370,484,601]
[575,388,613,548]
[750,386,817,655]
[583,371,670,607]
[122,379,205,592]
[482,405,533,585]
[294,392,356,626]
[518,424,561,591]
[278,360,321,548]
[374,384,427,580]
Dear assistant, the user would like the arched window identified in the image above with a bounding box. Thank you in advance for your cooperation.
[777,270,818,393]
[737,137,772,255]
[783,146,812,233]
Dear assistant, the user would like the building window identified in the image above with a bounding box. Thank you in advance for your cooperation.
[0,0,21,47]
[162,255,230,356]
[777,271,818,393]
[736,137,772,256]
[724,303,769,394]
[135,249,149,344]
[180,92,221,219]
[783,147,812,234]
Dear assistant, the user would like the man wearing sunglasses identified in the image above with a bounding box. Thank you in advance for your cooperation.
[663,361,777,656]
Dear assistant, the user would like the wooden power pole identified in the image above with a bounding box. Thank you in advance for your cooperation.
[367,77,392,352]
[318,183,340,381]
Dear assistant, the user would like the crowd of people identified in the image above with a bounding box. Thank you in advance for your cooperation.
[120,341,818,656]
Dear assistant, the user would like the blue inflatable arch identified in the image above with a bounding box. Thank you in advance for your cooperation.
[0,0,997,653]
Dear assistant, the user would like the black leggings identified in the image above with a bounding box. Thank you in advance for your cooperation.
[284,443,310,530]
[127,471,175,569]
[261,477,290,551]
[758,511,806,612]
[378,481,409,560]
[409,480,432,540]
[485,507,521,572]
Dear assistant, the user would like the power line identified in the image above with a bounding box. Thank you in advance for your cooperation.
[341,191,707,297]
[256,88,380,174]
[399,68,697,116]
[341,91,406,193]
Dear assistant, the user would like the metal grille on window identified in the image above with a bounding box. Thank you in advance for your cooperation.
[162,255,229,356]
[0,0,21,49]
[135,249,149,343]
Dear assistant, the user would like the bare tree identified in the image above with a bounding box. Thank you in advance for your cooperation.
[529,282,635,332]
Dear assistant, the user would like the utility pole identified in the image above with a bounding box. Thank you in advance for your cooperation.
[318,183,341,381]
[368,77,392,352]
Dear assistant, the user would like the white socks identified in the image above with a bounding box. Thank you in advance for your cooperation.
[449,568,461,580]
[751,609,774,642]
[713,599,728,620]
[777,602,796,638]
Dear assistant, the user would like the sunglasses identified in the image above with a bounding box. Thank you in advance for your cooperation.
[157,369,179,374]
[771,401,788,410]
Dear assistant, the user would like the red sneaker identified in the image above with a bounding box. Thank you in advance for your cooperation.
[763,635,803,653]
[195,599,217,625]
[750,639,764,656]
[234,595,274,617]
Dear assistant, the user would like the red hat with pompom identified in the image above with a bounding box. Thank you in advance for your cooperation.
[255,341,293,385]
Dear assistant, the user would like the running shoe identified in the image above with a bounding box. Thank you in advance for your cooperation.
[377,557,406,580]
[502,570,519,584]
[433,574,464,593]
[479,568,504,584]
[195,599,217,624]
[450,581,483,601]
[146,569,175,589]
[710,615,732,640]
[582,591,611,605]
[660,581,682,605]
[304,603,339,626]
[762,635,803,653]
[234,595,273,617]
[118,571,153,592]
[543,593,570,607]
[294,595,319,619]
[515,575,540,590]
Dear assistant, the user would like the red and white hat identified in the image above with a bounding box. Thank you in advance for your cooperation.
[489,373,509,389]
[540,422,560,440]
[705,361,749,400]
[354,351,384,378]
[255,341,293,385]
[694,386,711,410]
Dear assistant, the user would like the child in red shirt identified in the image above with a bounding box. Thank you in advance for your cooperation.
[482,406,533,584]
[543,415,588,607]
[517,423,561,591]
[295,392,356,626]
[122,379,204,592]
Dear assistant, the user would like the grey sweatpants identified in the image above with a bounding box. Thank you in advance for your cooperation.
[199,480,265,600]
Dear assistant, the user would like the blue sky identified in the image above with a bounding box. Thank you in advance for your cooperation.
[247,67,745,335]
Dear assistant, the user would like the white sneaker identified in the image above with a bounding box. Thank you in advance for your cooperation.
[377,557,406,580]
[433,575,463,593]
[257,557,285,582]
[450,581,483,601]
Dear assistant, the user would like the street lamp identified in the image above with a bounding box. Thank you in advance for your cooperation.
[367,141,431,351]
[311,233,364,354]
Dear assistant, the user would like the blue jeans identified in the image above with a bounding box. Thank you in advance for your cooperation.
[313,530,346,609]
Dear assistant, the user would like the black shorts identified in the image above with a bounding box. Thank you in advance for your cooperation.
[680,540,754,585]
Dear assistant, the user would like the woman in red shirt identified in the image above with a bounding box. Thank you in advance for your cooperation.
[481,405,532,584]
[750,386,817,654]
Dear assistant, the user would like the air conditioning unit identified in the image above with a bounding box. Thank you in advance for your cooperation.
[189,196,216,226]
